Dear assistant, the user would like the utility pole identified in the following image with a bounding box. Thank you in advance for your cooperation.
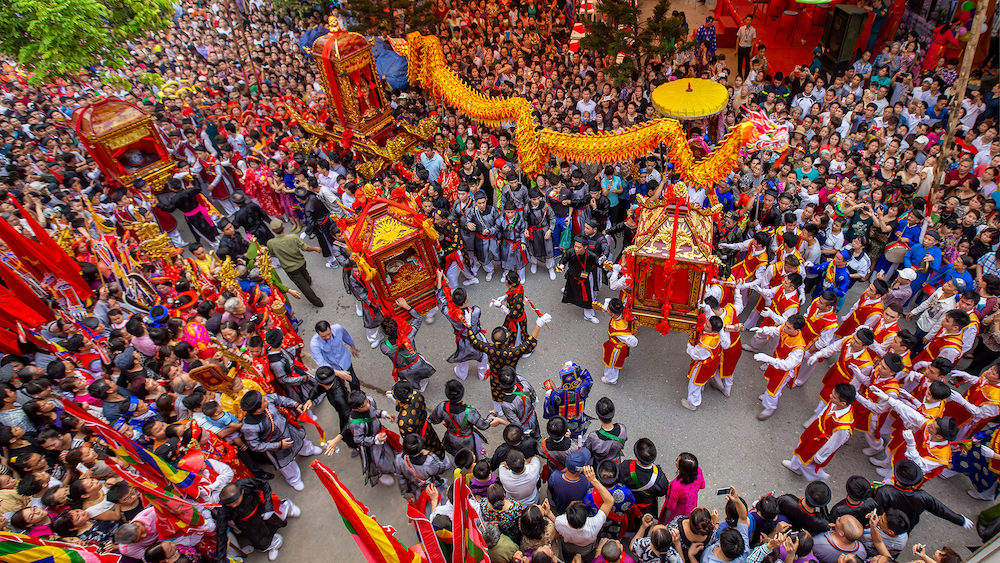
[932,0,989,192]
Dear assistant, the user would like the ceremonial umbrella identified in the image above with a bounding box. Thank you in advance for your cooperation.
[651,78,730,120]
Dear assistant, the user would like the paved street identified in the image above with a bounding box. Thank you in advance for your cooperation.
[215,223,992,562]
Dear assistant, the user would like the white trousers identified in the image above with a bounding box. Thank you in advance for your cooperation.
[762,372,792,411]
[446,261,474,289]
[687,380,705,407]
[787,456,829,481]
[604,366,620,384]
[278,440,318,488]
[455,356,489,381]
[366,327,381,345]
[166,228,187,247]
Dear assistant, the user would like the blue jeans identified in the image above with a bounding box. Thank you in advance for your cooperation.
[552,215,570,257]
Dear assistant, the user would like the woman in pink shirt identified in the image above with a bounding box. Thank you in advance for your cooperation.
[658,452,705,524]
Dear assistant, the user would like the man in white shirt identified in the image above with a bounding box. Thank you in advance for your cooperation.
[554,465,613,561]
[961,91,986,131]
[974,139,1000,168]
[498,449,542,505]
[576,89,597,119]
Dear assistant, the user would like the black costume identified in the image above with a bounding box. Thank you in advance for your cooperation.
[560,247,599,308]
[213,478,287,554]
[232,200,274,244]
[174,187,218,243]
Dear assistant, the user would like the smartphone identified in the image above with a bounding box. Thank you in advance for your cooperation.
[716,487,733,496]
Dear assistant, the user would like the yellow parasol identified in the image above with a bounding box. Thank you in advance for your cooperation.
[651,79,729,120]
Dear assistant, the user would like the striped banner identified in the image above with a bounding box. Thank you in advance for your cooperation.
[0,531,120,563]
[311,460,424,563]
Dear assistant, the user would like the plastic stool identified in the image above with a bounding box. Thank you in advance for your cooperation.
[811,4,831,29]
[774,10,800,45]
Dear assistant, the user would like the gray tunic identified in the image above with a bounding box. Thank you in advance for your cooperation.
[348,271,384,329]
[451,198,477,250]
[241,393,305,469]
[393,452,451,496]
[429,400,491,456]
[267,347,316,404]
[348,397,397,478]
[379,308,435,385]
[331,241,353,292]
[464,205,499,264]
[582,423,628,465]
[498,213,528,271]
[435,287,486,364]
[524,202,556,260]
[500,376,539,437]
[500,183,529,211]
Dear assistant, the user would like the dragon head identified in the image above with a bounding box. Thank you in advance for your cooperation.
[742,105,789,154]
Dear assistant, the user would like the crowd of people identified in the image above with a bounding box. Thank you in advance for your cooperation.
[0,0,999,562]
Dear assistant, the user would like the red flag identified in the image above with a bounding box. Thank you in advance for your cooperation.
[0,259,54,324]
[453,475,491,563]
[310,460,424,563]
[108,462,216,538]
[0,282,50,330]
[0,326,20,354]
[0,218,47,281]
[0,216,90,298]
[8,194,89,293]
[406,499,448,563]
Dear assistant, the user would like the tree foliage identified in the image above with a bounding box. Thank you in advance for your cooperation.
[580,0,687,83]
[343,0,441,36]
[0,0,174,83]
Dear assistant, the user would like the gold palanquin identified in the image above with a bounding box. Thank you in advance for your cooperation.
[624,188,721,336]
[71,98,176,192]
[312,20,393,139]
[342,188,439,316]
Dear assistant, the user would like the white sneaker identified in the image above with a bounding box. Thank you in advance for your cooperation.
[757,409,775,421]
[299,232,308,240]
[419,379,428,392]
[781,460,803,475]
[585,315,600,324]
[523,352,532,358]
[463,278,480,286]
[802,416,817,429]
[370,340,380,349]
[379,474,395,486]
[680,399,697,411]
[548,268,557,281]
[861,446,882,456]
[291,481,305,491]
[268,549,280,561]
[869,456,890,468]
[288,502,302,518]
[356,304,363,317]
[325,262,336,268]
[530,263,537,274]
[601,376,617,385]
[485,271,494,282]
[425,308,437,324]
[307,445,324,456]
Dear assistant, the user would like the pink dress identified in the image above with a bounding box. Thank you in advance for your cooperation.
[658,467,705,523]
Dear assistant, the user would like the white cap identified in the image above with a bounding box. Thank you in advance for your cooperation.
[897,268,918,281]
[915,135,928,145]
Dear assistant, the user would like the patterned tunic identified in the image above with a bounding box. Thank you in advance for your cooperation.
[395,391,446,459]
[469,330,538,402]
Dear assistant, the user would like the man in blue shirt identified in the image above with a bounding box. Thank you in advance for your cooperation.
[807,250,851,307]
[419,141,444,184]
[309,320,361,390]
[902,230,943,304]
